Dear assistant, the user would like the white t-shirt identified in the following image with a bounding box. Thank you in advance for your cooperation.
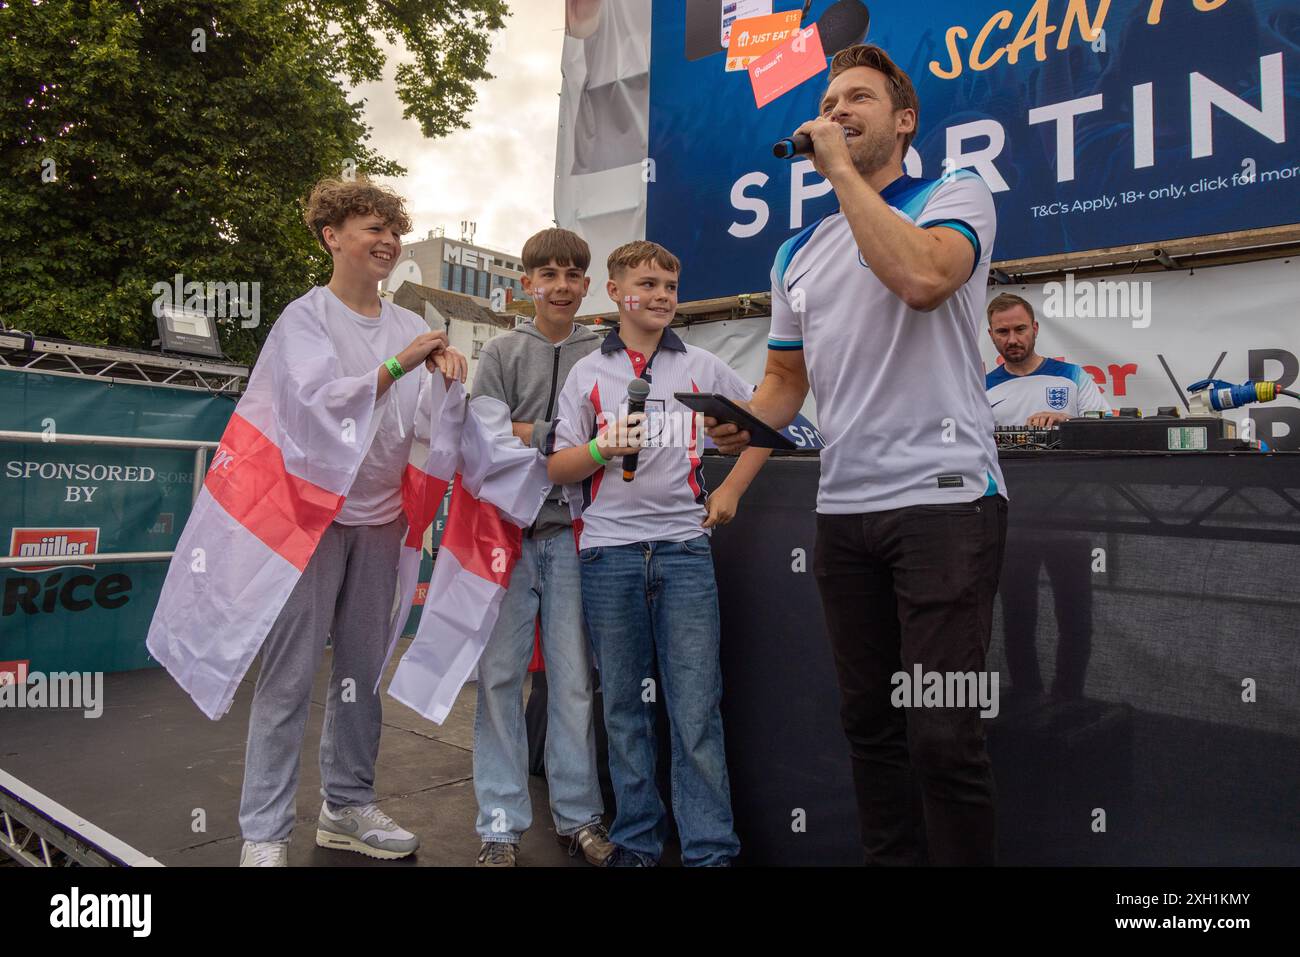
[767,171,1006,513]
[317,288,429,526]
[553,326,754,549]
[985,358,1111,426]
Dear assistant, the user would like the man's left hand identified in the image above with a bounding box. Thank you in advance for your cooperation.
[1026,411,1069,428]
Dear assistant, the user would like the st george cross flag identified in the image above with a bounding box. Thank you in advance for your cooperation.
[147,287,449,719]
[386,392,551,725]
[148,285,552,722]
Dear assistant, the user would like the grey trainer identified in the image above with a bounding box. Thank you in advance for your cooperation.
[315,801,420,860]
[239,839,289,867]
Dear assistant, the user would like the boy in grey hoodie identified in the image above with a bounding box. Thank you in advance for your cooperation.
[468,228,611,866]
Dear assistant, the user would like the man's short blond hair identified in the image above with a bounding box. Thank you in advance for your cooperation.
[303,177,412,252]
[827,44,920,155]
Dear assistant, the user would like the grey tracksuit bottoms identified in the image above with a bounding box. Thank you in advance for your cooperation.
[238,518,403,842]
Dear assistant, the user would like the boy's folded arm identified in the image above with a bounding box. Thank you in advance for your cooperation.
[548,443,601,485]
[472,344,508,403]
[529,418,555,452]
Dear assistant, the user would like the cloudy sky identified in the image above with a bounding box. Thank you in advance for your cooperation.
[349,4,566,258]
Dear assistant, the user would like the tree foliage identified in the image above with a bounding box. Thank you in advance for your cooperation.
[0,0,508,365]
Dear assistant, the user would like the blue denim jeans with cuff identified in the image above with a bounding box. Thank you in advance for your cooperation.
[473,532,604,844]
[579,535,739,866]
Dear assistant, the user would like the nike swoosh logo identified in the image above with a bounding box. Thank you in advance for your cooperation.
[990,399,1007,407]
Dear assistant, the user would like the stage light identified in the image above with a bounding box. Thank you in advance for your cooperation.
[155,306,225,359]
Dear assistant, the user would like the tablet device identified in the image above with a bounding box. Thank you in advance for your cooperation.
[674,392,798,450]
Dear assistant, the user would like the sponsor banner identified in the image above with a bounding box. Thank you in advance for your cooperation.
[9,527,99,573]
[675,257,1299,447]
[1,370,235,673]
[646,0,1300,301]
[978,258,1300,447]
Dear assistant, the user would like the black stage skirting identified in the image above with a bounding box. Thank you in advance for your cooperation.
[703,451,1300,865]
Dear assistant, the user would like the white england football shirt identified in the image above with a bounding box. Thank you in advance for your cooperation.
[766,171,1006,513]
[552,326,754,549]
[985,358,1111,426]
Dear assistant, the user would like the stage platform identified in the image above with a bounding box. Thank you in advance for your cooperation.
[0,641,599,868]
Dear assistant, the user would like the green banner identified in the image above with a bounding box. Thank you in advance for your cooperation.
[1,370,235,673]
[404,483,452,636]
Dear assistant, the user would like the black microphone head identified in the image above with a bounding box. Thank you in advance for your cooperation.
[816,0,870,57]
[773,132,813,159]
[627,378,651,402]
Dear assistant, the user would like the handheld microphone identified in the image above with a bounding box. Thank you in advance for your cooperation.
[773,125,853,159]
[773,133,813,159]
[622,378,651,482]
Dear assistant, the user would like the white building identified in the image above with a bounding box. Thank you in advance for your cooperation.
[391,282,519,392]
[384,233,527,308]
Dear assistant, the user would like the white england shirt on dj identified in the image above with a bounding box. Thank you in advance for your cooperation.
[984,358,1112,426]
[767,170,1006,514]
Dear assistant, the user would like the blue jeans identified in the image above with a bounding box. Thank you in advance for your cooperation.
[473,532,603,843]
[579,536,740,866]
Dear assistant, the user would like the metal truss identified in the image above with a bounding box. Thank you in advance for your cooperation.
[0,331,248,395]
[0,770,162,868]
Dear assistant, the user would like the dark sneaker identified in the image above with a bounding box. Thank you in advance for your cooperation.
[557,821,616,867]
[476,841,519,867]
[607,846,656,867]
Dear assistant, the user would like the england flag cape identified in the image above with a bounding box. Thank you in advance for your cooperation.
[147,286,550,720]
[386,388,553,723]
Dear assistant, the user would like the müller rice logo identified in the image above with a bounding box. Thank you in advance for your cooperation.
[9,528,98,573]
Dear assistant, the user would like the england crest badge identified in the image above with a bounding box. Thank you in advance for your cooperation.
[1046,386,1070,411]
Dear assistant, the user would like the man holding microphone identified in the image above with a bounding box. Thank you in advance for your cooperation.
[708,44,1007,865]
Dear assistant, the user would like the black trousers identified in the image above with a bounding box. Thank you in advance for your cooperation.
[814,497,1008,866]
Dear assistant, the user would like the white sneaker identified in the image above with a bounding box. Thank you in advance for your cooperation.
[315,801,420,860]
[239,839,289,867]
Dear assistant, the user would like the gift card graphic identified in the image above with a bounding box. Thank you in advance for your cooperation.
[725,9,803,72]
[748,23,827,109]
[721,0,773,48]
